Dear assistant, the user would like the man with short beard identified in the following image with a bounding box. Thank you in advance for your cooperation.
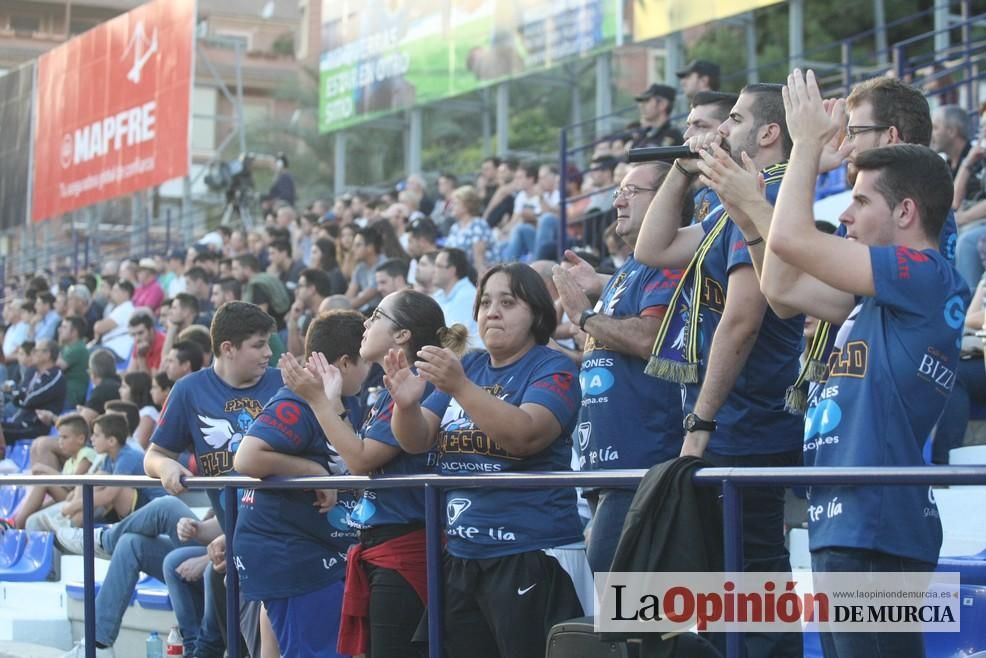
[636,83,803,658]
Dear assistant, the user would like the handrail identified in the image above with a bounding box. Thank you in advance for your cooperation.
[11,466,986,658]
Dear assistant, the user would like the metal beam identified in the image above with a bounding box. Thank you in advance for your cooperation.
[481,88,492,158]
[334,132,346,197]
[745,12,759,84]
[874,0,888,67]
[495,83,509,156]
[789,0,804,70]
[407,108,422,174]
[595,53,612,139]
[934,0,950,58]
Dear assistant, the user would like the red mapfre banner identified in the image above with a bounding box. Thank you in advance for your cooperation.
[32,0,195,221]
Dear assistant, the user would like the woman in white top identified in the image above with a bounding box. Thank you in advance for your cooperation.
[119,372,160,449]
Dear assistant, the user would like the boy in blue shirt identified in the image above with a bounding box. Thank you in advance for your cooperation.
[234,310,369,658]
[58,413,156,527]
[763,69,968,658]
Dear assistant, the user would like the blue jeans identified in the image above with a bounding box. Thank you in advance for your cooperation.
[811,547,934,658]
[534,214,560,261]
[955,221,986,290]
[503,224,536,262]
[163,546,225,658]
[96,496,199,647]
[585,488,636,574]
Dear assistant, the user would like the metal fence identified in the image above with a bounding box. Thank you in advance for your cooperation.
[7,465,986,658]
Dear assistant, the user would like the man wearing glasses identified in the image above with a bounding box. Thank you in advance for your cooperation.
[432,247,481,348]
[552,163,690,574]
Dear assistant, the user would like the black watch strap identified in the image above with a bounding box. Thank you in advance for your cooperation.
[579,309,597,331]
[683,412,717,433]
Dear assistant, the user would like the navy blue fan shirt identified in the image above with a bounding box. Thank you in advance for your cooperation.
[349,385,436,530]
[686,165,804,455]
[578,257,683,474]
[423,346,584,559]
[234,388,358,601]
[804,246,969,564]
[150,367,283,527]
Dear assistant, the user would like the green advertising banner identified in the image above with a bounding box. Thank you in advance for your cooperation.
[318,0,619,134]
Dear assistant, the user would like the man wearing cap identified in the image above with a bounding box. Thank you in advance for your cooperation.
[133,258,164,312]
[632,83,684,149]
[676,59,721,102]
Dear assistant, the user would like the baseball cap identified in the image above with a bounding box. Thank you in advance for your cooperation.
[635,83,676,104]
[676,60,721,80]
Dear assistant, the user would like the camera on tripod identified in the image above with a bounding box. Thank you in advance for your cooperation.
[205,153,257,228]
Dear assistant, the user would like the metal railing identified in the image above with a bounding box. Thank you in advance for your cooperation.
[6,466,986,658]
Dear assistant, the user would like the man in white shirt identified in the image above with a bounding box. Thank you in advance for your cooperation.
[92,281,135,361]
[432,248,481,348]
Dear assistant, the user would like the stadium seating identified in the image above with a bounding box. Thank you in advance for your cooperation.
[0,530,27,569]
[0,486,25,518]
[0,531,56,581]
[7,441,32,472]
[135,578,172,611]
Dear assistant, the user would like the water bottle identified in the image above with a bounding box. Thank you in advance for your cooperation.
[165,625,183,656]
[146,631,163,658]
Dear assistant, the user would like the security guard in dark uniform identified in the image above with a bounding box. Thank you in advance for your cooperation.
[631,83,684,149]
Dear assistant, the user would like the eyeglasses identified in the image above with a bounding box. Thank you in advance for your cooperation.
[612,184,659,200]
[845,125,891,141]
[369,307,404,329]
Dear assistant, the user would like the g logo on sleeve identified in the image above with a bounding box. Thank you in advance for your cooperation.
[944,295,965,330]
[275,401,302,426]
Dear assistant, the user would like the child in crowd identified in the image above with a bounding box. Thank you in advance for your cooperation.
[119,373,158,449]
[59,414,163,527]
[13,415,98,529]
[234,310,369,658]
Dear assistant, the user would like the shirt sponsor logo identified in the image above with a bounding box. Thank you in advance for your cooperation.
[917,350,956,392]
[580,367,614,397]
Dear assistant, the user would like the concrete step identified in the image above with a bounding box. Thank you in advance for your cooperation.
[66,598,177,658]
[0,610,71,651]
[0,582,66,613]
[0,641,62,658]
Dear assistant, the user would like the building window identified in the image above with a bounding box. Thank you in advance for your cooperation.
[10,15,41,34]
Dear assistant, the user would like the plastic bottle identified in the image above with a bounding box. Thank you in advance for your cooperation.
[146,631,163,658]
[166,625,183,656]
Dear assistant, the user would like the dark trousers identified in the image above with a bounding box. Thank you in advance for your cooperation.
[811,547,934,658]
[704,448,804,658]
[364,563,427,658]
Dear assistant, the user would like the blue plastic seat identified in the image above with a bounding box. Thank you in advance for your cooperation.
[938,548,986,586]
[66,576,141,606]
[8,441,31,472]
[136,577,173,611]
[0,530,27,569]
[0,530,55,581]
[0,486,24,518]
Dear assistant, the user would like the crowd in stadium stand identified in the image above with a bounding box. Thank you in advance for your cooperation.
[0,57,982,658]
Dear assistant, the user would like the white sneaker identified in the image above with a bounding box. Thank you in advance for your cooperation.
[0,458,19,474]
[60,640,115,658]
[56,526,110,559]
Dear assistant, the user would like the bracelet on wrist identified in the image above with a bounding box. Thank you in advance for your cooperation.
[744,235,764,247]
[674,160,696,178]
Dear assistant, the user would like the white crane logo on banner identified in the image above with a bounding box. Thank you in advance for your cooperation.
[123,20,159,84]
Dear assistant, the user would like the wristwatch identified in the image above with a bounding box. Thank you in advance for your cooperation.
[579,308,598,331]
[683,412,717,433]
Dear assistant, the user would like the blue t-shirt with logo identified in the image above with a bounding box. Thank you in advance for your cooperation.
[804,246,969,564]
[422,346,584,559]
[687,165,804,455]
[578,257,683,474]
[348,385,437,530]
[100,443,166,507]
[150,367,283,526]
[234,388,358,601]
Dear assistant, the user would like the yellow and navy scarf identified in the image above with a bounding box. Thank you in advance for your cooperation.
[784,320,832,414]
[646,162,788,384]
